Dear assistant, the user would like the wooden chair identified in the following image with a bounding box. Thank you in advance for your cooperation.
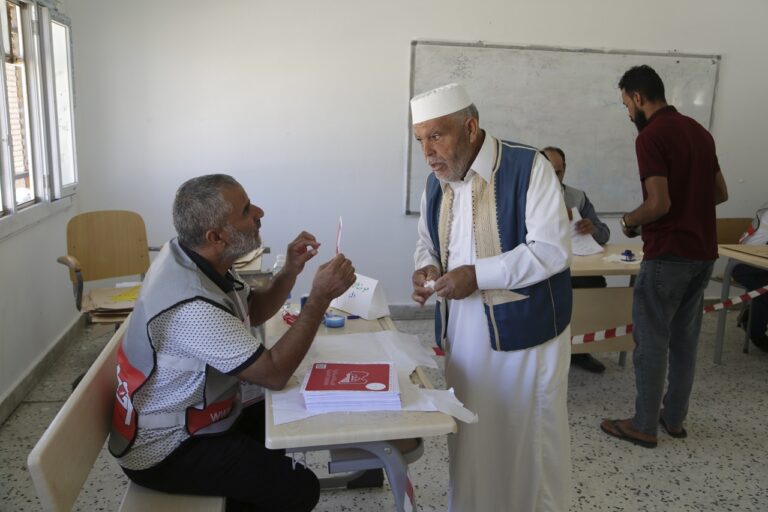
[27,318,225,512]
[57,211,151,324]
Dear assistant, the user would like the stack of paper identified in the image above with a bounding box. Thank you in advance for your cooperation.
[81,285,141,322]
[300,362,401,413]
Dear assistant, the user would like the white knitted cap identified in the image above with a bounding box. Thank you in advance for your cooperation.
[410,83,472,124]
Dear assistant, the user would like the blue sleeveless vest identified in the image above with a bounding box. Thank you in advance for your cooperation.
[426,139,572,352]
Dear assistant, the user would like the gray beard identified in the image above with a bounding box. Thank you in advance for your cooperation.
[223,226,261,261]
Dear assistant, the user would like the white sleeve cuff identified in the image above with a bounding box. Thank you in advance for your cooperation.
[415,256,440,272]
[474,255,507,290]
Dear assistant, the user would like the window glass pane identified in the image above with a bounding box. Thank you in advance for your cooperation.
[3,1,35,206]
[51,21,75,187]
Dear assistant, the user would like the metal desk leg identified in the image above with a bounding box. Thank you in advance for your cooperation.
[714,259,736,364]
[356,441,413,512]
[289,440,417,512]
[743,304,752,353]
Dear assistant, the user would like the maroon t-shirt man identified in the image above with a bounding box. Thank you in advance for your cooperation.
[635,105,720,261]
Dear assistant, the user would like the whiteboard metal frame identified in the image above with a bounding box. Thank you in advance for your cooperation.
[405,40,721,216]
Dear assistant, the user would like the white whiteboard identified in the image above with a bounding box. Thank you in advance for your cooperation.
[406,41,720,214]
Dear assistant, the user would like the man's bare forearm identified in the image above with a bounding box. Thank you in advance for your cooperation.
[248,269,298,325]
[239,295,329,389]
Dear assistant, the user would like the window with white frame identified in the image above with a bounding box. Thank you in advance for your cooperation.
[0,0,77,224]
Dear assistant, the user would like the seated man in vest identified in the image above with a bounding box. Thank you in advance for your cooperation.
[733,201,768,351]
[108,174,356,512]
[543,146,611,374]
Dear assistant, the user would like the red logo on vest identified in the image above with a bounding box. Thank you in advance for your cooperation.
[186,396,236,434]
[112,339,148,440]
[739,225,756,244]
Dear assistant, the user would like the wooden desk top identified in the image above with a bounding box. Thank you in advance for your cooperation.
[234,255,264,274]
[263,308,457,450]
[570,243,643,277]
[719,244,768,270]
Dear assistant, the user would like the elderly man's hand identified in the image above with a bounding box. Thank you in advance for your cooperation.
[283,231,320,276]
[309,254,356,303]
[412,265,440,307]
[575,218,596,236]
[434,265,478,300]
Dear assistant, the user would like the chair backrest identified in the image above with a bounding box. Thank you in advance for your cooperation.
[65,211,150,283]
[27,320,127,512]
[716,217,752,245]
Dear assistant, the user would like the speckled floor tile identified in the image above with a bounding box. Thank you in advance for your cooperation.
[24,324,113,403]
[0,402,61,511]
[3,311,767,511]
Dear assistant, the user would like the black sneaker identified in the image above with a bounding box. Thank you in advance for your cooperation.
[571,353,606,374]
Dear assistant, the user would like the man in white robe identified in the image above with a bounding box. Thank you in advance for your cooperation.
[410,83,572,511]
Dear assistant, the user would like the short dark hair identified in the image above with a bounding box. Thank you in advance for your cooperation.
[541,146,565,165]
[618,65,666,103]
[173,174,240,248]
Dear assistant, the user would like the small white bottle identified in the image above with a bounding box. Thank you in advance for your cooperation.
[272,254,286,274]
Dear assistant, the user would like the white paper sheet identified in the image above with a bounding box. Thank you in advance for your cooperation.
[570,207,604,256]
[269,331,478,425]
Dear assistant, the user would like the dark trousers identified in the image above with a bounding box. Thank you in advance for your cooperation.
[123,402,320,512]
[732,263,768,343]
[571,275,607,289]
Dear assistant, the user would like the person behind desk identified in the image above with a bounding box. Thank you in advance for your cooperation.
[108,174,356,512]
[410,83,572,511]
[733,201,768,350]
[543,146,610,374]
[601,65,728,448]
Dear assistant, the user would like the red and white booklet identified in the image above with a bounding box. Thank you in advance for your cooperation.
[300,362,401,412]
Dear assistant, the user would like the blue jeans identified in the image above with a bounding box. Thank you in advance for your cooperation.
[631,257,714,435]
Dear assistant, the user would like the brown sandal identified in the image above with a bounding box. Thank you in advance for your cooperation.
[600,419,657,448]
[659,415,688,438]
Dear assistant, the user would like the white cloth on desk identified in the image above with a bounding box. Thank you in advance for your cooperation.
[415,134,571,512]
[602,252,644,264]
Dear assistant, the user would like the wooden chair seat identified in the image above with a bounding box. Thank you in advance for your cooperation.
[27,319,225,511]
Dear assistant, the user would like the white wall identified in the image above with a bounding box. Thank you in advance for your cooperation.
[0,206,79,407]
[2,0,766,404]
[65,0,766,303]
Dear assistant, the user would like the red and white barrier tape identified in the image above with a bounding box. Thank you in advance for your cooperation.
[702,286,768,313]
[571,285,768,345]
[572,325,633,344]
